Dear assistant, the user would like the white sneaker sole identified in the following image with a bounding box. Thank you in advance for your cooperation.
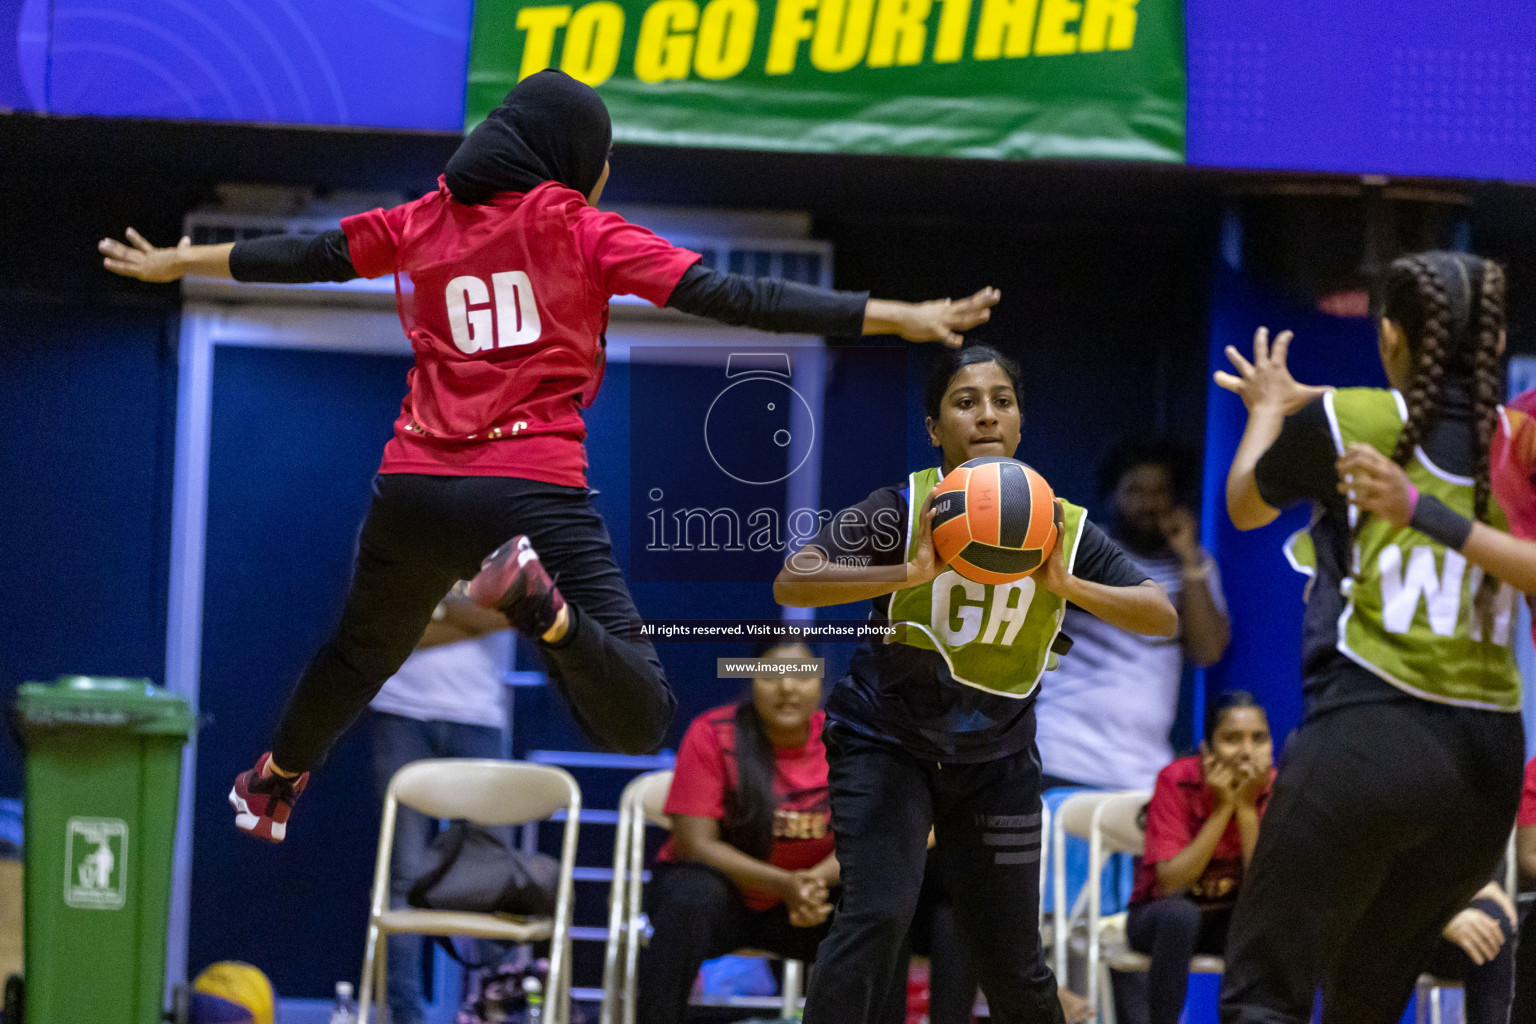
[229,785,285,841]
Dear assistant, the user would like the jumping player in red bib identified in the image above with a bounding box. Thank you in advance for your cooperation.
[100,70,1000,843]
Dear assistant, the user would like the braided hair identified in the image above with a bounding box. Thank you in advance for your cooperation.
[1380,251,1508,630]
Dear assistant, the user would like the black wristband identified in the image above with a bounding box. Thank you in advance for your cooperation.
[1409,494,1473,551]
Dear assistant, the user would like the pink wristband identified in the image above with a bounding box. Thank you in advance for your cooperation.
[1404,482,1421,516]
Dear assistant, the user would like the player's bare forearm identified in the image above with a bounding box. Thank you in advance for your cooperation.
[1226,407,1285,530]
[176,244,235,279]
[1056,578,1177,638]
[774,562,927,607]
[775,543,940,607]
[1460,523,1536,594]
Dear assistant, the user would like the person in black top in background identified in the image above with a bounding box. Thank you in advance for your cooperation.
[775,344,1176,1024]
[1212,252,1526,1024]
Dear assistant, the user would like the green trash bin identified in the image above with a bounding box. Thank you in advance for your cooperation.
[14,676,196,1024]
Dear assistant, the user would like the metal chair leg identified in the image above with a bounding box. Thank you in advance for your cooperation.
[375,937,389,1024]
[1098,961,1117,1024]
[359,923,380,1024]
[781,960,804,1015]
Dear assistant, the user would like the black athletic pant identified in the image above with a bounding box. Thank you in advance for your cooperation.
[803,727,1066,1024]
[904,849,983,1024]
[1218,699,1523,1024]
[1126,898,1232,1024]
[270,473,675,771]
[637,862,832,1024]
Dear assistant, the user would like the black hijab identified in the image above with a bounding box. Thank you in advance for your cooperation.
[445,70,612,205]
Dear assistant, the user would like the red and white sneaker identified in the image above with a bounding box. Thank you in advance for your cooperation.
[468,535,566,636]
[229,753,309,843]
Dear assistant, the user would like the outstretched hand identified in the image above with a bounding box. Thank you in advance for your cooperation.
[867,287,1000,347]
[1214,327,1332,415]
[99,228,191,283]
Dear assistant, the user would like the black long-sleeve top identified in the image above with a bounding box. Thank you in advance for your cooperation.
[227,230,869,336]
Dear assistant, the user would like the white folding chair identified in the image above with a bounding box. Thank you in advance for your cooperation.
[1086,791,1223,1024]
[1061,790,1218,1023]
[599,769,805,1024]
[359,759,581,1024]
[1414,828,1521,1024]
[1054,791,1115,989]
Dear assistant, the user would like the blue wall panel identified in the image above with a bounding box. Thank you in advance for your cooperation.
[10,0,473,129]
[1186,0,1536,182]
[0,299,176,798]
[191,344,411,994]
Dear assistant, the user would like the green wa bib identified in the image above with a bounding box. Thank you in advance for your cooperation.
[1328,387,1521,711]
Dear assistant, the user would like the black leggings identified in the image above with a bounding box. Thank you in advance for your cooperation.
[1126,898,1231,1024]
[1218,699,1524,1024]
[802,727,1064,1024]
[270,473,675,771]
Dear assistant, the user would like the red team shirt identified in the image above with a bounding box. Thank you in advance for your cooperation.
[340,179,700,488]
[659,705,834,911]
[1131,755,1276,906]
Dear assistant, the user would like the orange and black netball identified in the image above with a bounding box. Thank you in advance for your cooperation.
[930,456,1057,585]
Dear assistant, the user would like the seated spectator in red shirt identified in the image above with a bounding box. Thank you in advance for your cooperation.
[638,643,837,1024]
[1126,692,1274,1024]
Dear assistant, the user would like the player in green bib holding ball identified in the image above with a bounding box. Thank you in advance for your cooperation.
[1215,251,1526,1024]
[774,345,1177,1024]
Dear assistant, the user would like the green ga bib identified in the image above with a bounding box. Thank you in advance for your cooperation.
[887,468,1086,698]
[1327,388,1521,711]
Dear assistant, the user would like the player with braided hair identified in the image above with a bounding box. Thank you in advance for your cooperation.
[1341,266,1536,628]
[1213,251,1526,1024]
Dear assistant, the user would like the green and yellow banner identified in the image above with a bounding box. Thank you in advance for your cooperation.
[467,0,1184,161]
